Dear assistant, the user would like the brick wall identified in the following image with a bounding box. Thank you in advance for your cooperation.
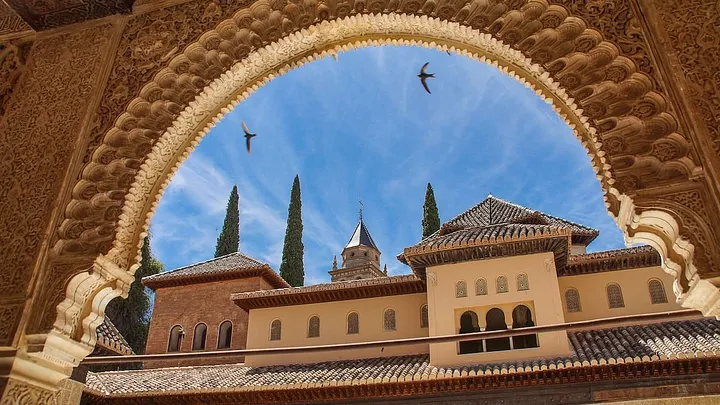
[144,276,274,368]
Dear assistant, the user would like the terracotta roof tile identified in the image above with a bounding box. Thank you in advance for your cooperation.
[563,246,661,276]
[95,318,133,356]
[85,318,720,396]
[142,252,290,289]
[435,196,598,244]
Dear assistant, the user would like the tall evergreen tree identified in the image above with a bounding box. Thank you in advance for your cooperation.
[105,235,164,354]
[422,183,441,238]
[279,175,305,286]
[215,185,240,257]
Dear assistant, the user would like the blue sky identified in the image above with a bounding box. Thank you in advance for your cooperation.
[149,45,626,285]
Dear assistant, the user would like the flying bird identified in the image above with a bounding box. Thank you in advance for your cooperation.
[417,62,435,94]
[242,121,257,154]
[332,53,338,62]
[446,50,451,55]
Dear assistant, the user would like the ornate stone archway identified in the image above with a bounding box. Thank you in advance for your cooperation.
[1,0,719,402]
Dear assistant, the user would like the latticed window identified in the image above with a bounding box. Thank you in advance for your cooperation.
[270,319,282,341]
[308,316,320,338]
[648,279,668,304]
[606,283,625,309]
[455,281,467,298]
[420,304,429,328]
[475,278,488,295]
[383,309,396,331]
[347,312,359,334]
[496,276,509,293]
[565,288,581,313]
[516,273,529,291]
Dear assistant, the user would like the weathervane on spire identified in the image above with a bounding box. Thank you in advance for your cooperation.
[359,200,364,222]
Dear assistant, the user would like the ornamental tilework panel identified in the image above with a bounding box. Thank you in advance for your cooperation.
[649,279,668,304]
[456,281,467,298]
[420,305,428,328]
[384,309,396,331]
[565,289,581,313]
[475,279,488,296]
[347,312,359,334]
[496,276,509,294]
[0,22,116,344]
[607,284,625,309]
[517,274,529,291]
[308,316,320,338]
[270,320,281,341]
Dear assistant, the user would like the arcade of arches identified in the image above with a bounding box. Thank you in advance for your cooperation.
[0,0,719,403]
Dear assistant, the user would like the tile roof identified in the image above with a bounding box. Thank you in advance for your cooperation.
[344,219,379,251]
[400,223,571,278]
[142,252,290,289]
[232,274,425,310]
[435,196,599,245]
[95,318,133,356]
[564,245,662,276]
[85,318,720,397]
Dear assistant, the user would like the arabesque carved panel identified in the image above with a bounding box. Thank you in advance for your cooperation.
[0,22,115,343]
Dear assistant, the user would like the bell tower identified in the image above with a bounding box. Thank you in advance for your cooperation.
[329,202,386,282]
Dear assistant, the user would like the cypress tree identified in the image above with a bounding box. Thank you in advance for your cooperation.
[422,183,441,238]
[279,175,304,286]
[105,235,164,354]
[215,185,240,257]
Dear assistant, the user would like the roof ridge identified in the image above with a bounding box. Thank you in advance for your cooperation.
[144,251,265,280]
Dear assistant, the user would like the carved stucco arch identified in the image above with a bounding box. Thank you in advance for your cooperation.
[35,1,709,368]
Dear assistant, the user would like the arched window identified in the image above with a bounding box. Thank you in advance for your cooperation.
[565,288,582,313]
[192,323,207,351]
[455,280,467,298]
[648,279,668,304]
[383,309,396,331]
[217,321,232,349]
[516,273,529,291]
[420,304,429,328]
[606,283,625,309]
[496,276,509,293]
[270,319,282,341]
[167,325,183,352]
[511,305,538,349]
[475,278,488,296]
[458,311,482,354]
[347,312,359,334]
[485,308,511,352]
[308,315,320,338]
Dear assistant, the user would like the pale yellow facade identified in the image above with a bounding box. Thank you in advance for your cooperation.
[245,293,429,366]
[426,252,571,367]
[559,266,682,322]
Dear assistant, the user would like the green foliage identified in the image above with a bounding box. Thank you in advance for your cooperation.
[422,183,441,239]
[105,235,164,355]
[279,175,305,287]
[215,185,240,258]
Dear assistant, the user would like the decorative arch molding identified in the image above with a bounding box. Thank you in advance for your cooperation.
[33,3,717,369]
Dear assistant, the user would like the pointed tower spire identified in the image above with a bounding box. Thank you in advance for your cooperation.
[383,264,388,276]
[332,255,338,271]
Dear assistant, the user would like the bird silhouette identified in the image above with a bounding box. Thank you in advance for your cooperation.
[446,50,451,55]
[242,121,257,154]
[332,53,338,62]
[417,62,435,94]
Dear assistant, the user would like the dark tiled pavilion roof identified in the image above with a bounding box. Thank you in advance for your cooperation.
[94,318,133,356]
[435,195,599,245]
[84,318,720,398]
[142,252,290,289]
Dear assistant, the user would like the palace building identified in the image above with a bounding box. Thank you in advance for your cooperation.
[81,196,720,404]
